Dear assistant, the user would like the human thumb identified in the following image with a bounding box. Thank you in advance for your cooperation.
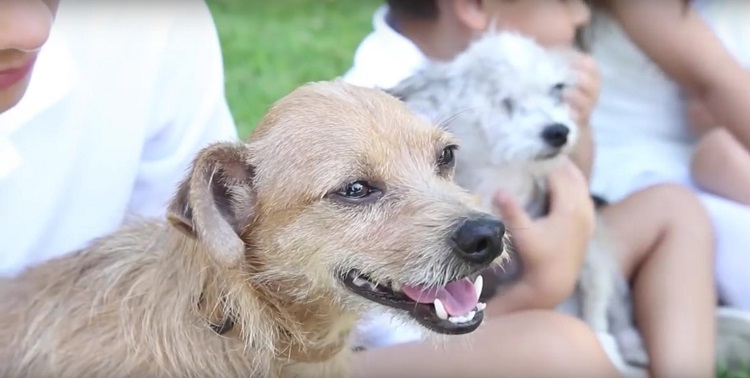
[492,190,532,231]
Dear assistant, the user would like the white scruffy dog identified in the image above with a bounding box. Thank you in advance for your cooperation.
[385,31,649,368]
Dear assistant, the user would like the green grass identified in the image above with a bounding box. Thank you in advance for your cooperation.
[720,366,750,378]
[207,0,381,138]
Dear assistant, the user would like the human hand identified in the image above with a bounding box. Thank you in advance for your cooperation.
[491,158,594,306]
[564,52,601,127]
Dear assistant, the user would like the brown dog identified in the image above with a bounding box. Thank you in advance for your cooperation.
[0,81,507,377]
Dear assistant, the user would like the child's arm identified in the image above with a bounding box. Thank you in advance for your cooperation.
[607,0,750,149]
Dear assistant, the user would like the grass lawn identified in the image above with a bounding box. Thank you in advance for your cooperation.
[207,0,381,138]
[207,2,750,376]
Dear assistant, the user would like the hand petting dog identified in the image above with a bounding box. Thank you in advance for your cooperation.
[491,158,595,309]
[564,51,601,128]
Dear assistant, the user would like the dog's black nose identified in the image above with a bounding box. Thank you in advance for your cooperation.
[541,124,570,148]
[450,215,506,265]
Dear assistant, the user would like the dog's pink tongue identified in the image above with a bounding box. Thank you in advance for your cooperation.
[401,278,478,316]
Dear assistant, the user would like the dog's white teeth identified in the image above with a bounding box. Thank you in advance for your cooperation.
[352,276,368,287]
[391,282,402,292]
[473,275,483,300]
[433,299,449,320]
[367,281,378,291]
[448,310,477,324]
[476,302,486,312]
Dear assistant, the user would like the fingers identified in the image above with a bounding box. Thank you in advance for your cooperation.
[563,89,586,124]
[545,159,596,238]
[565,72,596,101]
[572,53,599,76]
[545,158,592,215]
[492,190,532,231]
[564,53,600,125]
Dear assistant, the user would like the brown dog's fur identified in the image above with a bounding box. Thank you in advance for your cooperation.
[0,81,503,377]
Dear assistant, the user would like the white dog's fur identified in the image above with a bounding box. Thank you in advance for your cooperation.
[385,31,649,367]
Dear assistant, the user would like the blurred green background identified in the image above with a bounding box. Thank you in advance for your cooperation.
[207,0,381,138]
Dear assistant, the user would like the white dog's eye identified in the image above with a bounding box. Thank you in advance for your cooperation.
[550,83,567,101]
[502,98,515,113]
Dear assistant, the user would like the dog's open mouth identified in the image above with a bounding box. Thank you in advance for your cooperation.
[341,270,486,335]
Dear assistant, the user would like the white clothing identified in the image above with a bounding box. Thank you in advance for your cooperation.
[0,1,239,277]
[588,3,750,309]
[342,7,635,373]
[344,6,428,90]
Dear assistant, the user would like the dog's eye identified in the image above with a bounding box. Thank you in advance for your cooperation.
[330,180,382,204]
[550,83,567,101]
[502,98,515,113]
[344,181,370,198]
[437,145,458,169]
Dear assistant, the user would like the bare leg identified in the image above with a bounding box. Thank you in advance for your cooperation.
[348,310,619,378]
[601,183,716,378]
[692,128,750,206]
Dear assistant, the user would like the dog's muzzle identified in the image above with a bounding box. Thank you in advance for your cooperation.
[339,214,506,336]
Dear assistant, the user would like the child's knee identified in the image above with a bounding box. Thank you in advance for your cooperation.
[698,128,737,153]
[610,183,714,267]
[692,128,739,171]
[640,184,715,261]
[643,184,711,225]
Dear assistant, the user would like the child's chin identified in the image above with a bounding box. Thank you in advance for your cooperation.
[0,79,32,114]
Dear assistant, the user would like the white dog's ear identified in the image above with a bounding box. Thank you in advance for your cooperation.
[167,142,256,267]
[383,80,421,103]
[381,72,450,129]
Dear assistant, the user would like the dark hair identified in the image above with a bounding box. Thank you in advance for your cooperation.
[588,0,691,11]
[386,0,438,21]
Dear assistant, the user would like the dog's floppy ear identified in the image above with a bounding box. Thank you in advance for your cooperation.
[381,75,446,127]
[167,142,256,267]
[381,60,451,101]
[381,77,420,102]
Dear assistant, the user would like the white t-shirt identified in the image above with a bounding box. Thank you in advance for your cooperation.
[0,0,239,277]
[344,6,428,90]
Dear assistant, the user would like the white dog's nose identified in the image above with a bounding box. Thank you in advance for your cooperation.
[541,124,570,148]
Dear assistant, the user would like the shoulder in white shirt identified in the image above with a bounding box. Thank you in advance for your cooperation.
[343,5,427,90]
[0,0,239,277]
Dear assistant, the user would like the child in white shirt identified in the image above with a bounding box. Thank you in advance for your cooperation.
[0,0,239,277]
[581,0,750,370]
[586,0,750,325]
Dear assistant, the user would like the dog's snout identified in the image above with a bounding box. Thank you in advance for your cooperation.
[450,216,506,265]
[541,123,570,148]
